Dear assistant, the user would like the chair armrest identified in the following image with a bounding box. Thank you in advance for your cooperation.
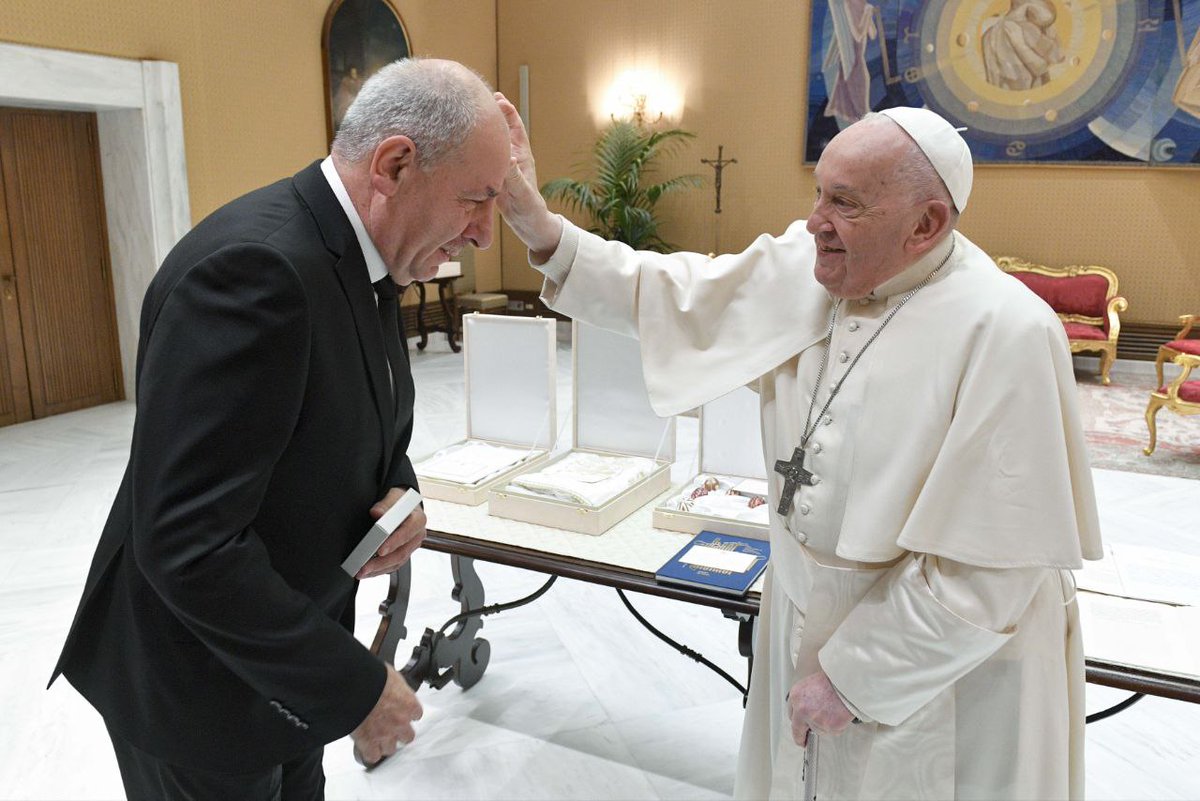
[1175,314,1196,340]
[1105,295,1128,340]
[1166,353,1200,397]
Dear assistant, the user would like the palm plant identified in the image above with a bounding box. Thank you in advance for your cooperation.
[540,121,703,252]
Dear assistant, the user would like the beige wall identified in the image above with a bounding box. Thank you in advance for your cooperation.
[4,1,1197,321]
[0,0,501,296]
[497,0,1200,324]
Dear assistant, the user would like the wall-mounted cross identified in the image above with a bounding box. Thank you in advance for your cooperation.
[700,145,737,214]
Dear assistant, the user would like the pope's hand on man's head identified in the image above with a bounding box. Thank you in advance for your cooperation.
[493,92,563,260]
[787,670,856,746]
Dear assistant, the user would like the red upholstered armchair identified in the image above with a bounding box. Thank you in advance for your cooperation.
[1144,352,1200,456]
[995,257,1128,384]
[1154,314,1200,388]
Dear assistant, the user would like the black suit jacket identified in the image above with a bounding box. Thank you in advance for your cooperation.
[50,161,418,772]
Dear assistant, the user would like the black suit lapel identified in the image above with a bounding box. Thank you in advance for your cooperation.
[292,162,396,477]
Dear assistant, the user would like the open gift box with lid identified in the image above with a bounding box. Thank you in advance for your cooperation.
[413,314,557,505]
[653,385,769,540]
[487,321,675,535]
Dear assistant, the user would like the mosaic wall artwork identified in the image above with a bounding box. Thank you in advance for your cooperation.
[805,0,1200,165]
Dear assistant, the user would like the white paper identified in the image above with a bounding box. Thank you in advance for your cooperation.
[1112,543,1200,606]
[1073,544,1126,596]
[680,544,758,574]
[1074,543,1200,606]
[1077,591,1200,679]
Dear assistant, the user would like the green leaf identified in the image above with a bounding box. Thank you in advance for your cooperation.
[539,120,703,250]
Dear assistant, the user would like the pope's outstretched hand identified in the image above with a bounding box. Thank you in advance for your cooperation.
[494,92,563,260]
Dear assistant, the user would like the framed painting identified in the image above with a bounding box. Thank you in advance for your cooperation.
[322,0,412,145]
[805,1,1200,165]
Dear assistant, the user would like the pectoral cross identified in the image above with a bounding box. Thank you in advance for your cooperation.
[774,446,815,515]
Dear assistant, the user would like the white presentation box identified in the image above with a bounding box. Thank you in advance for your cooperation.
[653,385,770,540]
[488,321,676,536]
[432,260,462,279]
[414,314,557,505]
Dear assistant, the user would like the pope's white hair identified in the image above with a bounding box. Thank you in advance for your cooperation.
[332,58,492,169]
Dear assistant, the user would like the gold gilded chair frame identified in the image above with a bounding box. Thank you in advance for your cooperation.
[1144,353,1200,456]
[1154,314,1197,388]
[995,257,1128,385]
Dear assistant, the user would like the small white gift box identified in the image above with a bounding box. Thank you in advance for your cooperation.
[414,314,556,505]
[488,321,675,535]
[432,260,462,279]
[653,385,769,540]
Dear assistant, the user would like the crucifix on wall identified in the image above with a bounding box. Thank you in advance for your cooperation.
[701,145,737,254]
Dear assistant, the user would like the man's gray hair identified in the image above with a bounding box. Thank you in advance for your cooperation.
[332,58,490,169]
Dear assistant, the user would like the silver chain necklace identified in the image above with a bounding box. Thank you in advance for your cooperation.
[773,238,956,515]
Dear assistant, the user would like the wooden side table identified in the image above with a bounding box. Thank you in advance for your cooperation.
[415,263,462,353]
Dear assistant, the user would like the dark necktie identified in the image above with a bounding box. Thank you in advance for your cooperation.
[372,277,404,416]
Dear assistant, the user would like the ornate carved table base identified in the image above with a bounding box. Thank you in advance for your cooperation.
[368,556,490,692]
[359,530,1199,768]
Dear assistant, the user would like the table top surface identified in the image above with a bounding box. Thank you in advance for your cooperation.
[422,495,1200,703]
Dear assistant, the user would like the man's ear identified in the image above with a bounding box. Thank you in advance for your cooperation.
[369,135,418,197]
[905,199,952,257]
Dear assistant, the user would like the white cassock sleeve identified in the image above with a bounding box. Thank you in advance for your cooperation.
[531,218,828,417]
[818,555,1048,727]
[529,215,576,294]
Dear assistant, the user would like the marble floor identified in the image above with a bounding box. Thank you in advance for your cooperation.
[2,328,1198,800]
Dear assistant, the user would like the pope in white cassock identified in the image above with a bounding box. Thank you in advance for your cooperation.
[494,93,1103,800]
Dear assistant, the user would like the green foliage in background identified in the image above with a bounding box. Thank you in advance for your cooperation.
[540,121,702,252]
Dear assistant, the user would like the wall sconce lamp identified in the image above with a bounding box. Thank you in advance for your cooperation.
[617,93,663,127]
[604,69,680,127]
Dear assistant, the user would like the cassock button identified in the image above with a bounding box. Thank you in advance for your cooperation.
[812,442,822,453]
[822,415,833,426]
[811,475,821,485]
[799,503,811,515]
[848,321,859,332]
[838,351,849,363]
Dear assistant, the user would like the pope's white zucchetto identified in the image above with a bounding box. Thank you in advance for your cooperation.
[877,106,973,213]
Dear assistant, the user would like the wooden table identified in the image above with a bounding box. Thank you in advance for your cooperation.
[414,277,460,353]
[368,497,1200,712]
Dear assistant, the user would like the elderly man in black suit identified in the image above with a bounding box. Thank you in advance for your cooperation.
[50,58,511,800]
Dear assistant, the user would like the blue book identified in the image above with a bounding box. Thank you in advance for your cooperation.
[655,530,770,597]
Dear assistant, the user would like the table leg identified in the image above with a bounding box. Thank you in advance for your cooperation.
[369,561,413,674]
[437,279,461,353]
[441,554,491,687]
[400,554,492,692]
[726,610,756,706]
[415,282,430,351]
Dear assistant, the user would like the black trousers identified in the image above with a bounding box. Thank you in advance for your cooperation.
[106,722,325,801]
